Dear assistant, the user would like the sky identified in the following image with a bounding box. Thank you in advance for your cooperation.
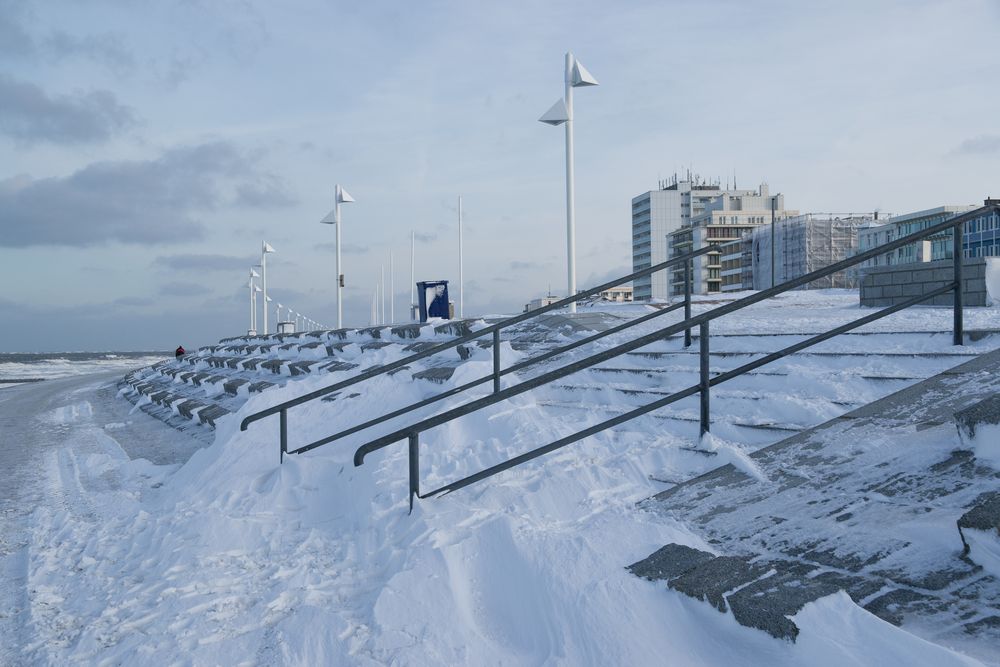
[1,0,998,352]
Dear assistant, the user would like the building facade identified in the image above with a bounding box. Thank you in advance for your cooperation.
[631,176,760,300]
[857,206,977,269]
[962,199,1000,258]
[718,214,870,292]
[665,184,796,296]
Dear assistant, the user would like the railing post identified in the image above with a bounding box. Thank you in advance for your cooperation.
[279,408,288,464]
[492,329,501,393]
[699,321,710,436]
[408,434,420,514]
[684,259,692,348]
[953,221,964,346]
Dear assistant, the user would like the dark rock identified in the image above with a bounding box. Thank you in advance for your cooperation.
[955,394,1000,439]
[958,491,1000,553]
[668,555,770,613]
[626,543,716,582]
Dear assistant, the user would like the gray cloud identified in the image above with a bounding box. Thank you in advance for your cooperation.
[234,174,297,209]
[314,242,370,254]
[43,30,136,75]
[0,141,280,247]
[953,135,1000,156]
[510,260,547,271]
[0,73,136,145]
[114,296,155,307]
[153,254,255,272]
[159,281,210,297]
[0,2,33,58]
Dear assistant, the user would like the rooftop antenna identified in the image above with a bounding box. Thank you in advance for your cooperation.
[733,168,737,191]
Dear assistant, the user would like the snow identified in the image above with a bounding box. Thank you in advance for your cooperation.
[6,291,1000,665]
[964,423,1000,470]
[964,529,1000,581]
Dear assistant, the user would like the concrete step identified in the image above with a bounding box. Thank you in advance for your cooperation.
[631,347,1000,649]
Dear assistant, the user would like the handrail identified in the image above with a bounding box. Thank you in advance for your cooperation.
[239,244,717,446]
[348,209,984,511]
[289,298,691,457]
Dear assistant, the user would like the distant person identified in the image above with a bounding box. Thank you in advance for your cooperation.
[175,345,185,360]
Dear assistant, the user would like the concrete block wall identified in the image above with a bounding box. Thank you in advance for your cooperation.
[860,257,997,308]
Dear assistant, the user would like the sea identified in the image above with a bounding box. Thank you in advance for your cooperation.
[0,351,170,385]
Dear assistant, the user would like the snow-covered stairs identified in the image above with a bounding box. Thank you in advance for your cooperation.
[517,329,1000,478]
[629,347,1000,657]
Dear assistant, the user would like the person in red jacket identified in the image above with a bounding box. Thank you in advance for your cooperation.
[175,345,185,359]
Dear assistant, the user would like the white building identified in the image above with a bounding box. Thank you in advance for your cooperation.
[666,184,796,296]
[631,175,760,301]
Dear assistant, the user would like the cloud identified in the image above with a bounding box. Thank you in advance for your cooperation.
[314,242,370,254]
[153,254,255,272]
[0,73,136,145]
[0,141,284,247]
[114,296,155,307]
[234,174,297,209]
[510,260,547,271]
[0,2,33,58]
[43,30,136,76]
[952,135,1000,156]
[159,281,210,297]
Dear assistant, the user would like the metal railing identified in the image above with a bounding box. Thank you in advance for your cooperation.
[240,245,717,461]
[349,213,975,511]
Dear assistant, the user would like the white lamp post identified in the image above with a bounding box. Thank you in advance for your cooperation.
[261,242,276,333]
[248,267,260,334]
[320,184,355,329]
[410,230,416,321]
[539,52,598,314]
[389,250,395,325]
[252,285,262,333]
[276,302,283,324]
[458,195,464,319]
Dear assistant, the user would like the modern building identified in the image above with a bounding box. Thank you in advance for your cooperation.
[523,295,561,312]
[718,214,872,292]
[857,206,978,269]
[631,175,763,301]
[665,184,796,296]
[964,199,1000,258]
[598,285,633,302]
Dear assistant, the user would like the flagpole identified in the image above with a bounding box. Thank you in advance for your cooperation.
[261,242,269,333]
[459,195,464,318]
[410,230,416,321]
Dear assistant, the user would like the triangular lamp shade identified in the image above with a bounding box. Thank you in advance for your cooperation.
[337,185,355,204]
[539,98,569,126]
[320,209,337,224]
[571,59,599,87]
[263,242,276,253]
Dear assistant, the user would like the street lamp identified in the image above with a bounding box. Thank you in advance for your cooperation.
[320,184,355,329]
[539,52,598,314]
[253,285,262,334]
[248,268,260,334]
[261,242,276,333]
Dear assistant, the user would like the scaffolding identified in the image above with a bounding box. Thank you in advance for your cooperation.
[751,215,871,290]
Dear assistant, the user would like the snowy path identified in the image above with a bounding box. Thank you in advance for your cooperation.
[0,372,204,664]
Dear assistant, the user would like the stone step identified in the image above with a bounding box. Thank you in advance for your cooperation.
[631,347,1000,647]
[588,365,922,383]
[534,400,804,435]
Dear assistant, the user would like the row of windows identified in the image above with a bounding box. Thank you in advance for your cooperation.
[967,214,1000,234]
[967,244,1000,258]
